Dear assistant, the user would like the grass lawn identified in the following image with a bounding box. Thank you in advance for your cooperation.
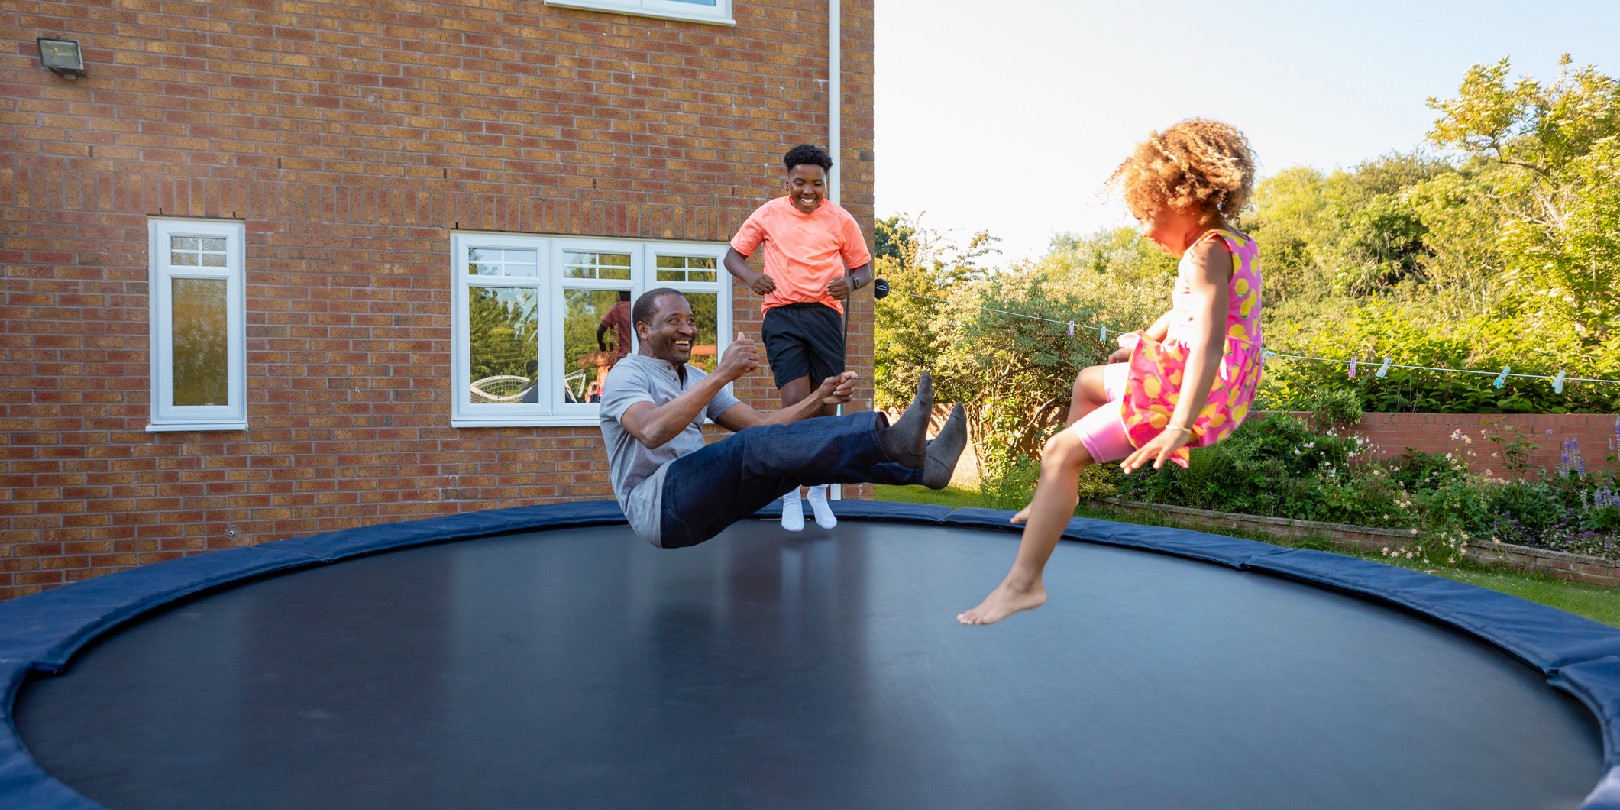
[873,484,1620,628]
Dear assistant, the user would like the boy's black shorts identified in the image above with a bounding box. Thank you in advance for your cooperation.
[760,303,845,390]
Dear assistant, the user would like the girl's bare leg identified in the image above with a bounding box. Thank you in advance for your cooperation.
[1066,363,1114,426]
[959,429,1093,625]
[1011,364,1114,524]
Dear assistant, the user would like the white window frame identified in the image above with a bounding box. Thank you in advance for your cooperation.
[146,218,247,432]
[544,0,734,26]
[451,232,732,428]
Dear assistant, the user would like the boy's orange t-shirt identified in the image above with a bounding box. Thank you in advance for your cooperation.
[729,197,873,315]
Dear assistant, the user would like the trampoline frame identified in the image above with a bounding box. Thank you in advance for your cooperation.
[5,499,1620,809]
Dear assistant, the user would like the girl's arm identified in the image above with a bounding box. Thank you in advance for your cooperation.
[1108,309,1175,362]
[1144,310,1173,342]
[1121,240,1232,471]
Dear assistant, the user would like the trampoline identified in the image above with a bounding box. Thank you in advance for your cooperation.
[5,501,1620,809]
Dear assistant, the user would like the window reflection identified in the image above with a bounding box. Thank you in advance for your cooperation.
[563,251,632,281]
[469,248,538,277]
[467,287,540,404]
[655,254,718,283]
[684,291,718,374]
[565,289,632,403]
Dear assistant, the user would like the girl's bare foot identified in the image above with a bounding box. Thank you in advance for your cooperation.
[957,580,1047,625]
[1010,504,1031,524]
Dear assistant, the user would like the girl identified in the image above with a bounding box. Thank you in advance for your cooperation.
[958,119,1263,625]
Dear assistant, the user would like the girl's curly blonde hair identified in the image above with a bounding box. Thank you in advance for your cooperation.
[1109,119,1256,222]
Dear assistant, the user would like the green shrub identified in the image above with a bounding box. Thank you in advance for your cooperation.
[979,452,1040,512]
[1308,387,1364,432]
[1384,449,1469,493]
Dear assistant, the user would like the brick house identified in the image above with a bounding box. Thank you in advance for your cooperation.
[2,0,877,601]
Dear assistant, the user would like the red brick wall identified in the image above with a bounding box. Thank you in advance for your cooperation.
[1,0,877,601]
[1282,412,1620,478]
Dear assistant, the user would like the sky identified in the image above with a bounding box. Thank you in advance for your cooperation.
[873,0,1620,264]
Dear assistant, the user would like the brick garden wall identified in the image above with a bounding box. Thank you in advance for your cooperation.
[1289,412,1620,478]
[1,0,878,601]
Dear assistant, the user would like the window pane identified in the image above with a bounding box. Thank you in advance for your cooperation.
[467,287,540,404]
[656,254,717,283]
[468,247,538,277]
[171,277,229,406]
[684,291,718,374]
[170,234,229,269]
[564,289,633,403]
[562,250,632,280]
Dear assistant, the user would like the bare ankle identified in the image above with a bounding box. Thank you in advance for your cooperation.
[1002,571,1042,594]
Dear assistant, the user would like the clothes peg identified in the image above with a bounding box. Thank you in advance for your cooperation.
[1099,326,1107,342]
[1553,370,1566,394]
[1067,321,1074,337]
[1348,358,1357,378]
[1494,366,1510,389]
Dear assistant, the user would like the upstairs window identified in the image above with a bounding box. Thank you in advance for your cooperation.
[452,233,731,427]
[147,218,247,432]
[545,0,733,26]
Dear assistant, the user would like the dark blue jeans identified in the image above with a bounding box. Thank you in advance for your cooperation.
[658,410,921,548]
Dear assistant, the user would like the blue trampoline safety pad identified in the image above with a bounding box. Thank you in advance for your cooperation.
[3,500,1620,809]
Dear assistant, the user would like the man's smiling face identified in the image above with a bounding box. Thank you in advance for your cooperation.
[635,292,696,365]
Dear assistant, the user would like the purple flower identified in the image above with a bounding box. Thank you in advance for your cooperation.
[1559,437,1585,477]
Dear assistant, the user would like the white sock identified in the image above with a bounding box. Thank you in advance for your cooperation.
[780,488,805,531]
[806,485,837,530]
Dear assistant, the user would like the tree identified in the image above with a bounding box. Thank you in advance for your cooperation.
[1429,55,1620,335]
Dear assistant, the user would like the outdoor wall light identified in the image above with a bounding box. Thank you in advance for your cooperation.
[37,38,86,80]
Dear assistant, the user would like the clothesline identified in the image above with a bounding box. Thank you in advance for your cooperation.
[884,288,1620,390]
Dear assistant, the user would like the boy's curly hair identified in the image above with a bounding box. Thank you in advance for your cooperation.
[783,144,833,172]
[1109,120,1255,221]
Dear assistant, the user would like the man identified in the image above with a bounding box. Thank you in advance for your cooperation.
[599,287,965,549]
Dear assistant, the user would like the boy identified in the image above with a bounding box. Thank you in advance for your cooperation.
[724,144,876,532]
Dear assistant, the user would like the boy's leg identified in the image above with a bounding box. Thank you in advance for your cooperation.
[797,312,847,530]
[805,483,837,529]
[780,486,806,531]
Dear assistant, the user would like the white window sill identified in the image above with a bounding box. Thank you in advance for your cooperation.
[146,421,248,433]
[452,414,604,429]
[544,0,734,26]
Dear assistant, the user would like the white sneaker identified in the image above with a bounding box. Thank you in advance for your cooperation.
[780,494,805,531]
[806,485,837,530]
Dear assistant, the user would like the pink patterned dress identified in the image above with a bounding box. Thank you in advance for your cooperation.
[1121,228,1263,468]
